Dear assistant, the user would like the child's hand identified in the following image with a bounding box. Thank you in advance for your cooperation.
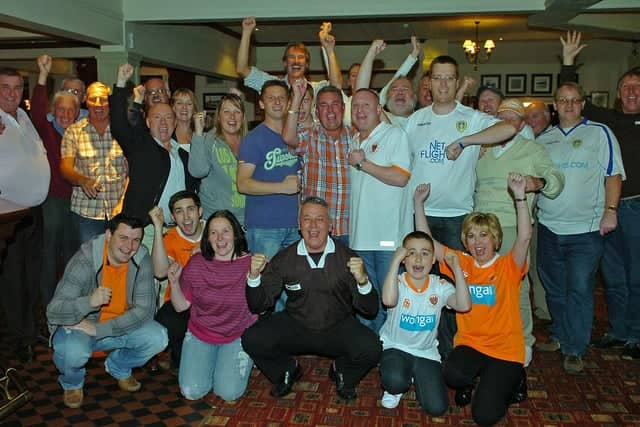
[393,246,408,261]
[444,251,460,269]
[413,183,431,204]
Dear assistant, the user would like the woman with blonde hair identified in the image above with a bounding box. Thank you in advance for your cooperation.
[171,88,198,148]
[188,93,248,223]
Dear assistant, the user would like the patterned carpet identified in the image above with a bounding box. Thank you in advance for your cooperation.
[1,286,640,426]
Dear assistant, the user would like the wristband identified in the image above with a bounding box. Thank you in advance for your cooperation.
[288,110,299,115]
[457,140,465,150]
[606,205,618,211]
[514,197,527,202]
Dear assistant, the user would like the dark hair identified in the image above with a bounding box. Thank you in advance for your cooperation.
[476,85,504,101]
[260,80,289,99]
[200,210,247,261]
[402,231,434,249]
[169,190,201,212]
[429,55,459,78]
[316,85,343,101]
[617,66,640,92]
[106,213,145,234]
[0,67,22,78]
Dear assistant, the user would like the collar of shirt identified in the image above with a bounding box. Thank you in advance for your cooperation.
[153,136,179,152]
[46,112,66,136]
[296,237,336,269]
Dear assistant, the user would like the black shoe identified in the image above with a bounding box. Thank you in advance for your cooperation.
[510,368,528,404]
[454,385,473,407]
[622,343,640,360]
[329,363,357,401]
[592,334,626,349]
[270,364,302,398]
[16,344,34,364]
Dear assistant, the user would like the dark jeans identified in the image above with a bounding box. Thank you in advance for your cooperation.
[155,302,189,368]
[0,207,43,347]
[444,345,522,427]
[600,198,640,343]
[428,215,466,361]
[242,311,381,389]
[40,195,75,304]
[72,212,108,250]
[380,348,448,415]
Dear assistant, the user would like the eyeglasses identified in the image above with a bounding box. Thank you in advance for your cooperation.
[147,88,168,96]
[556,97,583,105]
[65,88,82,95]
[87,96,108,104]
[431,75,457,82]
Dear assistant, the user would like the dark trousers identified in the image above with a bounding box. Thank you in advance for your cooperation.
[0,207,43,347]
[242,312,381,388]
[155,302,189,368]
[428,215,465,360]
[444,345,522,427]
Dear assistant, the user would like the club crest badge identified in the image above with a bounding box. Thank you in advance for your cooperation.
[456,121,468,132]
[429,295,439,306]
[572,139,582,148]
[403,298,411,309]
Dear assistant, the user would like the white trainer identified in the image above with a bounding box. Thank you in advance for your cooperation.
[381,391,403,409]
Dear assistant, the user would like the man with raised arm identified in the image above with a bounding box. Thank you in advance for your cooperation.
[559,31,640,359]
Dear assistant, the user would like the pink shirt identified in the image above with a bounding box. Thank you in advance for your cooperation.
[181,253,257,344]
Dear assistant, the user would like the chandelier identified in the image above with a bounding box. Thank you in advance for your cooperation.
[462,21,496,70]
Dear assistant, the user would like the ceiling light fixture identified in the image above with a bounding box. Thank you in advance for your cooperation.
[462,21,495,70]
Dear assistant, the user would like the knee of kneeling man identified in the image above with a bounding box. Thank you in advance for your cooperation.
[472,407,504,427]
[216,387,246,402]
[181,385,207,401]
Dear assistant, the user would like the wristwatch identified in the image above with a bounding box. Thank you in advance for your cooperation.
[355,159,366,171]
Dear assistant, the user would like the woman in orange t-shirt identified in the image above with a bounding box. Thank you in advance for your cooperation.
[414,173,531,427]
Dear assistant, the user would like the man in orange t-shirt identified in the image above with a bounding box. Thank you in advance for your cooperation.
[149,190,204,371]
[47,214,167,409]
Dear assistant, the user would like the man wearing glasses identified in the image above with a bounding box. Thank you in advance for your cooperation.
[535,81,625,374]
[62,77,88,120]
[402,55,517,360]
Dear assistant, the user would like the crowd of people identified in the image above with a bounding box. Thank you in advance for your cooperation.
[1,21,638,425]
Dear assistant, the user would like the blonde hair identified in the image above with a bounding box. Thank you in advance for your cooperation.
[461,212,503,251]
[171,88,199,113]
[214,94,248,140]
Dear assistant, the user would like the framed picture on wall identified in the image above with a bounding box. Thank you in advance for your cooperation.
[202,92,226,111]
[591,91,609,108]
[506,74,527,95]
[480,74,501,90]
[531,74,553,95]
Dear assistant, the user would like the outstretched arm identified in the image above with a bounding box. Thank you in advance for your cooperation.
[237,17,256,78]
[379,36,420,105]
[381,247,407,307]
[413,183,445,261]
[508,172,532,269]
[561,30,587,67]
[168,263,191,312]
[456,76,476,102]
[443,252,471,312]
[445,121,517,161]
[355,40,386,91]
[149,206,169,279]
[319,23,343,89]
[281,79,307,147]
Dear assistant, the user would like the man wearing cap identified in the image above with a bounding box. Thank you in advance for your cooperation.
[474,98,564,398]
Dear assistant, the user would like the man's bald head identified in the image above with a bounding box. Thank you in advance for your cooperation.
[146,103,176,144]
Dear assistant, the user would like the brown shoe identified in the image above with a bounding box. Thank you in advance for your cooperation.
[117,376,141,392]
[63,388,84,408]
[535,340,560,352]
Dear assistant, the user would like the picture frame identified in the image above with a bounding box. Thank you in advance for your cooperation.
[531,74,552,95]
[480,74,501,90]
[591,91,609,108]
[202,92,226,111]
[506,74,527,95]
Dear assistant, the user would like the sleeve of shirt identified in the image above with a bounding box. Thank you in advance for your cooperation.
[379,54,418,106]
[531,141,565,199]
[387,127,411,175]
[238,132,259,165]
[600,124,626,179]
[244,67,278,92]
[60,124,77,158]
[30,84,49,133]
[245,252,286,313]
[310,79,329,96]
[188,133,213,178]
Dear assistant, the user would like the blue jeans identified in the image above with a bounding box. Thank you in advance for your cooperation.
[427,215,466,360]
[40,195,75,304]
[537,224,603,356]
[247,227,300,312]
[600,198,640,343]
[52,320,167,390]
[380,348,448,415]
[179,331,253,401]
[356,250,393,332]
[72,212,108,248]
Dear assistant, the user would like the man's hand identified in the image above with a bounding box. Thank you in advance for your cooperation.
[37,55,52,75]
[193,111,206,136]
[413,183,431,205]
[369,39,387,57]
[600,210,617,235]
[291,78,308,106]
[67,319,97,336]
[410,36,421,58]
[0,117,5,135]
[148,206,165,228]
[319,24,336,52]
[133,85,145,104]
[524,175,545,193]
[242,17,257,34]
[281,174,300,195]
[81,177,101,199]
[348,257,368,286]
[89,286,112,308]
[445,141,463,161]
[117,64,134,87]
[560,30,587,66]
[348,149,366,167]
[249,254,267,279]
